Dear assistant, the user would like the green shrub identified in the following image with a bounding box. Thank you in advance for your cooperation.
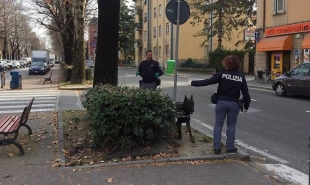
[181,58,209,69]
[63,65,73,82]
[209,49,245,72]
[85,68,92,81]
[83,85,177,149]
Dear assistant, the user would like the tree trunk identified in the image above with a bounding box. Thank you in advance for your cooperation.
[63,1,75,66]
[71,0,86,84]
[217,0,223,49]
[61,34,74,66]
[93,0,121,86]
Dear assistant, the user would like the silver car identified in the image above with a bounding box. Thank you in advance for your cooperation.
[272,63,310,96]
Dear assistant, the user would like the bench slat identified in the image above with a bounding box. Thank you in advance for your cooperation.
[0,116,20,133]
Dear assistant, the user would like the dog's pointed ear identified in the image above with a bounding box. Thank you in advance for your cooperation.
[184,95,188,100]
[190,95,193,100]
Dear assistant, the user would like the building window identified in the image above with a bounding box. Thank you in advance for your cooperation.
[154,27,157,38]
[144,13,147,22]
[159,25,162,37]
[159,46,161,57]
[144,31,147,40]
[165,45,169,57]
[203,45,209,59]
[159,4,162,15]
[273,0,284,14]
[166,23,169,35]
[154,7,157,18]
[153,47,157,58]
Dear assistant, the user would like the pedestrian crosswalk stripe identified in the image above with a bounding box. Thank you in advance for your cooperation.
[0,90,58,114]
[0,97,57,101]
[1,104,55,109]
[0,109,54,114]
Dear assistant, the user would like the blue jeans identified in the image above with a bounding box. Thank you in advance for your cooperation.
[214,100,239,150]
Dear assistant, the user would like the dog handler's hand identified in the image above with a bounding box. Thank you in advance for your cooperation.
[243,109,248,113]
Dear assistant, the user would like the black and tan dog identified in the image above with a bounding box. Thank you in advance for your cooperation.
[176,95,195,143]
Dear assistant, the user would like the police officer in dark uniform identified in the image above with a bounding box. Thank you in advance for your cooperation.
[189,55,251,155]
[136,50,163,90]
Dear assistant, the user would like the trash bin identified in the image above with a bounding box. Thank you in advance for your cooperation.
[166,60,175,74]
[10,71,19,89]
[257,70,263,79]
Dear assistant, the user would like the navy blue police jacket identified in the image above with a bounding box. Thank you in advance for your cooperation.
[191,70,251,110]
[138,59,163,83]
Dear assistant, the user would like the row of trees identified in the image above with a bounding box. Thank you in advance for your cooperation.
[23,0,134,85]
[190,0,256,49]
[0,0,43,60]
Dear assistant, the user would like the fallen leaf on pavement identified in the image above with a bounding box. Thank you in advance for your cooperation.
[8,153,14,157]
[107,178,113,183]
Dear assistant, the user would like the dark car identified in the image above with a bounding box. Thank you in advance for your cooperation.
[29,62,46,75]
[272,63,310,96]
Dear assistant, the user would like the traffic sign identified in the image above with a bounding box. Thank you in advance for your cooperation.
[166,0,190,25]
[90,40,97,48]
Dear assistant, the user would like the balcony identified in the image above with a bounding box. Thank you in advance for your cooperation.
[135,22,142,31]
[134,6,142,15]
[134,39,142,48]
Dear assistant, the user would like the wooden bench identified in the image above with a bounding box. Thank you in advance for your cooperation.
[43,72,52,84]
[0,98,35,155]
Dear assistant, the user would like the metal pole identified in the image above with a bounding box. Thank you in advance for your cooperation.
[1,73,3,88]
[19,74,22,89]
[3,72,5,86]
[173,0,181,102]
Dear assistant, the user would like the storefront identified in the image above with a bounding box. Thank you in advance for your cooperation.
[255,22,310,80]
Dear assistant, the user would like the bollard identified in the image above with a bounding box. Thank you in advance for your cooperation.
[19,74,22,89]
[1,73,3,88]
[2,72,5,86]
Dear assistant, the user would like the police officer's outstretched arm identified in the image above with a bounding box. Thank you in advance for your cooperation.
[241,78,251,113]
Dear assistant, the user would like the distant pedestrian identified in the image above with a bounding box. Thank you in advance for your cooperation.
[136,50,163,90]
[189,55,251,154]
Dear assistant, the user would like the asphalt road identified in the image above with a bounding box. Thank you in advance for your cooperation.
[119,68,310,175]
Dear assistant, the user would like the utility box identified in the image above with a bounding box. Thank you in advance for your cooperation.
[166,60,175,74]
[10,71,19,89]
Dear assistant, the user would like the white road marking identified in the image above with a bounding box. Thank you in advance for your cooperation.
[192,118,289,164]
[306,110,310,113]
[262,164,309,185]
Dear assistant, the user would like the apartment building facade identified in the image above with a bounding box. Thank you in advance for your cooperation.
[133,0,245,68]
[88,17,98,61]
[256,0,310,79]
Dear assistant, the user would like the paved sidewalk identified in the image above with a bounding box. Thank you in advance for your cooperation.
[0,69,288,185]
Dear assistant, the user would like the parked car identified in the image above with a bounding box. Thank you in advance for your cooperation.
[19,60,27,68]
[85,60,94,68]
[4,60,13,70]
[0,64,5,72]
[29,62,46,75]
[0,61,9,70]
[272,62,310,97]
[12,61,20,69]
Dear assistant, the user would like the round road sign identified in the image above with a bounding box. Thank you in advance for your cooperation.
[165,0,190,25]
[90,40,97,48]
